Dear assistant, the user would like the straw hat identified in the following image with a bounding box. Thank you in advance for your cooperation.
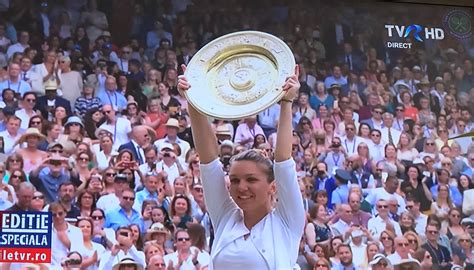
[416,78,431,88]
[145,223,170,240]
[16,128,46,144]
[44,80,58,90]
[165,118,180,128]
[112,257,144,270]
[216,125,232,137]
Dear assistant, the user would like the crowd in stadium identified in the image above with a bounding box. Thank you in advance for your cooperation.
[0,0,473,269]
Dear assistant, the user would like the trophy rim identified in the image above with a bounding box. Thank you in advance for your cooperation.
[184,30,295,120]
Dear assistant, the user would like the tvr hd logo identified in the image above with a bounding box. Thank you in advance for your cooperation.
[384,24,445,49]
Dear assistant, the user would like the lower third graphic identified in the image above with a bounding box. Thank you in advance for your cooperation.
[0,211,52,263]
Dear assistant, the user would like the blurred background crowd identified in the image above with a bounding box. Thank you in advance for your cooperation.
[0,0,473,269]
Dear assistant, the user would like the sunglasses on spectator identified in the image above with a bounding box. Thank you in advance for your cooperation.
[91,215,104,220]
[398,243,409,247]
[12,174,22,179]
[122,196,135,201]
[106,173,116,177]
[26,98,36,103]
[427,230,439,235]
[31,121,41,125]
[377,205,388,209]
[177,237,190,242]
[52,212,65,217]
[33,195,44,200]
[381,236,392,241]
[50,149,63,153]
[407,239,417,244]
[10,159,21,163]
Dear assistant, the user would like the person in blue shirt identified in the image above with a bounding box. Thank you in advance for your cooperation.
[331,169,351,208]
[133,174,159,211]
[96,76,127,113]
[104,188,145,235]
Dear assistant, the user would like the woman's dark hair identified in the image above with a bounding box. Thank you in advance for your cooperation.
[54,105,69,125]
[128,224,144,251]
[2,88,15,101]
[41,120,56,137]
[447,208,462,227]
[187,223,207,251]
[84,107,104,139]
[152,205,174,233]
[170,194,192,216]
[5,153,24,171]
[252,134,266,149]
[141,199,158,216]
[358,122,371,137]
[76,190,96,210]
[28,115,44,129]
[75,218,94,239]
[457,174,474,194]
[328,236,344,257]
[7,169,27,188]
[90,208,105,218]
[296,116,313,134]
[117,149,136,162]
[405,165,420,181]
[404,119,415,137]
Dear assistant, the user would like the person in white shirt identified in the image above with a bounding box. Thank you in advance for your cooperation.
[99,104,132,150]
[50,202,85,269]
[154,142,184,184]
[349,230,367,268]
[365,176,406,215]
[368,199,402,239]
[154,118,190,159]
[0,115,22,154]
[381,113,401,146]
[369,129,386,163]
[164,229,210,269]
[98,226,146,270]
[234,116,266,149]
[6,30,29,59]
[15,92,37,130]
[0,62,32,98]
[405,197,428,236]
[331,204,353,238]
[178,64,305,269]
[19,56,43,94]
[386,236,412,265]
[341,122,363,156]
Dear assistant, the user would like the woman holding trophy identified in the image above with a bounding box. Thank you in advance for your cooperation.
[178,56,305,269]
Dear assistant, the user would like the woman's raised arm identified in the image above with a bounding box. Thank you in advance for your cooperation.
[177,64,219,164]
[274,65,300,162]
